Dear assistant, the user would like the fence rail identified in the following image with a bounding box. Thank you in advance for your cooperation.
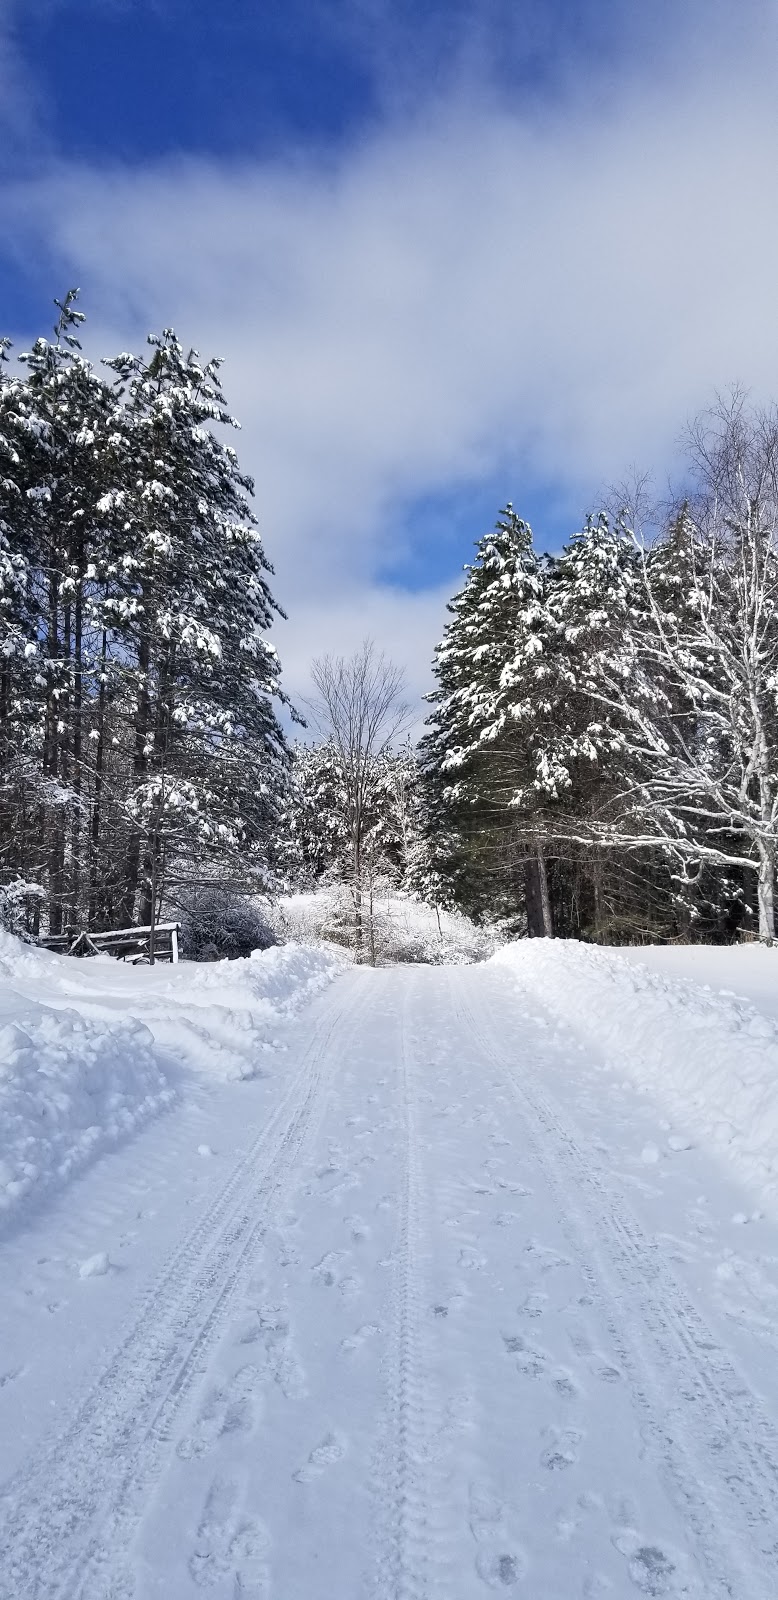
[40,922,180,963]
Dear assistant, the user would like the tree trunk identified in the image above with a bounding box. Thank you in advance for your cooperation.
[89,631,108,927]
[352,828,364,961]
[525,843,554,938]
[368,880,376,967]
[757,838,775,943]
[70,554,83,923]
[538,845,554,937]
[118,628,152,927]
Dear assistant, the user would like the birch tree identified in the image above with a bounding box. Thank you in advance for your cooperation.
[577,400,778,941]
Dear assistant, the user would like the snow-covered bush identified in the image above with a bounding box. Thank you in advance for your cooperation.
[267,888,497,965]
[0,880,42,940]
[179,887,277,961]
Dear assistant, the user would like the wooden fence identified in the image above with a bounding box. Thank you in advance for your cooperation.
[40,922,181,963]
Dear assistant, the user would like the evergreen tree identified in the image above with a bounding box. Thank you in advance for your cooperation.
[103,329,290,927]
[421,507,555,931]
[0,298,291,941]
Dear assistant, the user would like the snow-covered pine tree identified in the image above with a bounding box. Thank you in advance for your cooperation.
[0,335,41,915]
[421,506,555,931]
[279,739,351,888]
[280,740,425,896]
[0,298,292,943]
[102,330,290,931]
[0,292,129,934]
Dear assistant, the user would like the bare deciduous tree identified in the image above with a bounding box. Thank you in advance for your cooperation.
[583,395,778,941]
[310,640,409,961]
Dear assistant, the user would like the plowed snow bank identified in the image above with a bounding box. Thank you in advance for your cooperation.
[495,939,778,1213]
[0,933,347,1228]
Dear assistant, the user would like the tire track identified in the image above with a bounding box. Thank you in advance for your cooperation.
[372,974,438,1600]
[453,968,778,1600]
[0,976,367,1600]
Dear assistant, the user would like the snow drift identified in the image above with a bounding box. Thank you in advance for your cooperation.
[0,932,346,1228]
[496,939,778,1214]
[0,993,174,1226]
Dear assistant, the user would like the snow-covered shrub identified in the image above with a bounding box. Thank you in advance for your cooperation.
[179,887,277,961]
[0,880,42,940]
[267,888,497,965]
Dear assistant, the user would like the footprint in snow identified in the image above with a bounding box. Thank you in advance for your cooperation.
[177,1366,262,1460]
[627,1546,677,1595]
[475,1549,526,1588]
[235,1302,306,1399]
[0,1366,26,1388]
[345,1214,371,1242]
[340,1323,380,1353]
[311,1251,345,1287]
[502,1332,547,1377]
[459,1246,488,1271]
[551,1367,579,1399]
[469,1481,527,1589]
[293,1431,346,1483]
[523,1239,570,1273]
[590,1356,623,1384]
[189,1475,269,1594]
[540,1425,582,1471]
[612,1529,679,1596]
[517,1290,547,1319]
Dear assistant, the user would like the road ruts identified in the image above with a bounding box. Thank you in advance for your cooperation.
[372,972,452,1600]
[452,964,778,1600]
[0,976,368,1600]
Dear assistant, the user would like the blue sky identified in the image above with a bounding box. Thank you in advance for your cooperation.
[5,1,663,171]
[3,0,778,705]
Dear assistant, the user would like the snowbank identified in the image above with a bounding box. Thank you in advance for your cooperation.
[0,992,175,1227]
[0,933,347,1229]
[495,939,778,1214]
[617,942,778,1026]
[1,934,347,1082]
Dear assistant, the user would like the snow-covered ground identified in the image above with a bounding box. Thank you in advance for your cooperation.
[619,939,778,1022]
[266,887,496,964]
[4,938,778,1596]
[497,938,778,1217]
[0,931,346,1229]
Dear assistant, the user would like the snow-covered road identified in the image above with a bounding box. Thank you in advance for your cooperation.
[4,962,778,1599]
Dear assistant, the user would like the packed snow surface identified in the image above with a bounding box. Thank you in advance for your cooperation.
[0,932,346,1228]
[496,938,778,1215]
[4,950,778,1596]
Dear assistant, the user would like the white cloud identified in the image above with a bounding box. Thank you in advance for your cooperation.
[5,6,778,707]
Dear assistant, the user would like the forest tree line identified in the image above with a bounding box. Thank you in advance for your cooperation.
[2,295,778,949]
[0,293,289,943]
[419,396,778,944]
